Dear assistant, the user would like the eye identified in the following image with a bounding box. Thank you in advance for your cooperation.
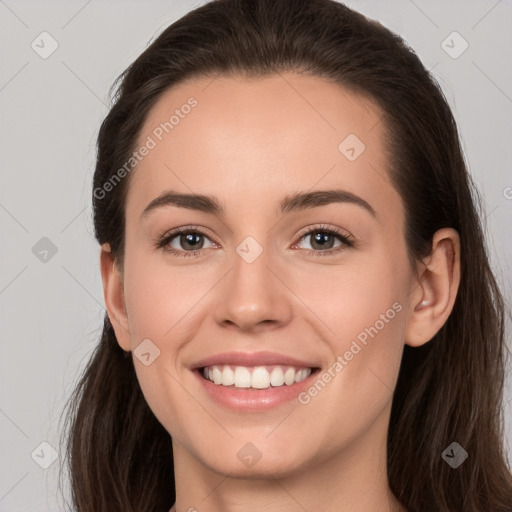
[293,225,354,255]
[156,226,217,257]
[155,224,354,258]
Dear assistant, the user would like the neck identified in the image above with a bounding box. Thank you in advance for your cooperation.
[170,408,406,512]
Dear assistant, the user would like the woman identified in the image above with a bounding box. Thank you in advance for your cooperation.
[60,0,512,511]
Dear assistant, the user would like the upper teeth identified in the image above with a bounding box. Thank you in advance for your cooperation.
[203,365,312,389]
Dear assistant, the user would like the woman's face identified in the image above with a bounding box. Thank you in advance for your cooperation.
[111,73,420,477]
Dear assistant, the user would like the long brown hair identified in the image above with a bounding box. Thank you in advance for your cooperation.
[59,1,512,510]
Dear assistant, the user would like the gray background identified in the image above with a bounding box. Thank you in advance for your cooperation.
[0,1,511,510]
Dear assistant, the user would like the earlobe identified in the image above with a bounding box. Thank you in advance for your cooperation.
[100,243,131,351]
[405,228,461,347]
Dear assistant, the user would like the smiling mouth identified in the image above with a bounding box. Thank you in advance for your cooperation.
[199,364,319,390]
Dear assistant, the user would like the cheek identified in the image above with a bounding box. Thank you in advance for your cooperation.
[292,245,408,345]
[122,247,218,343]
[290,244,408,412]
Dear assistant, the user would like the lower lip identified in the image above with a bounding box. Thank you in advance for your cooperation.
[194,369,318,411]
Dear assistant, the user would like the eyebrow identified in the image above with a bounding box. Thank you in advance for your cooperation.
[141,189,376,219]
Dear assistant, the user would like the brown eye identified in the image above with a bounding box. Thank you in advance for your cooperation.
[175,232,205,251]
[308,231,337,250]
[157,227,217,257]
[296,227,353,253]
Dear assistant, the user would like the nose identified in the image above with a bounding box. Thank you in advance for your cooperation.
[213,242,293,333]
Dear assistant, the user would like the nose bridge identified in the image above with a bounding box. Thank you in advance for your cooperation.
[213,234,292,330]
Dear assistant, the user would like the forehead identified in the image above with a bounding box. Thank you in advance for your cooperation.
[125,72,397,221]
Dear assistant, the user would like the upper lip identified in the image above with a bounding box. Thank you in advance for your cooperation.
[191,351,319,369]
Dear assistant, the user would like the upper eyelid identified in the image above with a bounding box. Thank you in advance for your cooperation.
[295,224,351,239]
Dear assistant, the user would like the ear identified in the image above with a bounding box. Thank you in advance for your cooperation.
[100,243,131,352]
[405,228,461,347]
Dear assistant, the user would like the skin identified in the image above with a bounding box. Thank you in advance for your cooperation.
[100,72,460,512]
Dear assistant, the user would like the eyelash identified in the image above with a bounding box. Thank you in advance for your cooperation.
[155,224,355,258]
